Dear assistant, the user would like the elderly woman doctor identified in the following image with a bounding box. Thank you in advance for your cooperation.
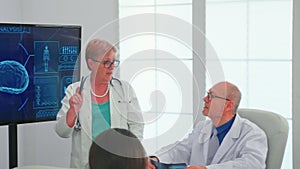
[55,39,144,168]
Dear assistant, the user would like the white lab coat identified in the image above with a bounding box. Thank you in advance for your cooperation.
[156,114,268,169]
[55,75,144,169]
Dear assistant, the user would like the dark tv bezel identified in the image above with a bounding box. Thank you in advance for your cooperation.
[0,22,82,126]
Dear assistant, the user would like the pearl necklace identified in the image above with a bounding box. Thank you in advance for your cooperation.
[90,85,109,98]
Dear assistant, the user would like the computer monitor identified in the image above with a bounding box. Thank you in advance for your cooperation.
[0,23,81,125]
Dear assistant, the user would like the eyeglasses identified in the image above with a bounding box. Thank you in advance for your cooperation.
[206,91,231,101]
[92,59,120,68]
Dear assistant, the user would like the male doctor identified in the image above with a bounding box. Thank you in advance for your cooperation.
[148,81,268,169]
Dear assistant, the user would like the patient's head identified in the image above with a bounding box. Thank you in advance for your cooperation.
[89,128,147,169]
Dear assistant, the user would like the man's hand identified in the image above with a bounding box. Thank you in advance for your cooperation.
[147,157,158,169]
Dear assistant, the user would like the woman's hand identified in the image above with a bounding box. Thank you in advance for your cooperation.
[66,87,83,127]
[69,87,83,112]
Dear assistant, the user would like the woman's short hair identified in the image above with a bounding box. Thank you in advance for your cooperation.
[85,39,117,70]
[89,128,147,169]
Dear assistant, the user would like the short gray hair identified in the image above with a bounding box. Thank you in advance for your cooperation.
[85,39,117,70]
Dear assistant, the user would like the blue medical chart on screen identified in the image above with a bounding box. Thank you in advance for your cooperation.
[0,23,81,124]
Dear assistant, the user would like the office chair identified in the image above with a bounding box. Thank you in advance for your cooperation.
[238,108,289,169]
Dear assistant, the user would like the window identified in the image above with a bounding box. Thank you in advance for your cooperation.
[119,0,193,154]
[206,0,293,168]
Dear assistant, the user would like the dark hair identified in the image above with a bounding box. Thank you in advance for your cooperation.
[89,128,147,169]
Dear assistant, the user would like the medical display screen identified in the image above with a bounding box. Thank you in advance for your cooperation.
[0,23,81,125]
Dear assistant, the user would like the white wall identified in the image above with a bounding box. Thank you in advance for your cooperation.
[0,126,9,169]
[293,0,300,168]
[18,122,71,167]
[0,0,22,22]
[0,0,118,168]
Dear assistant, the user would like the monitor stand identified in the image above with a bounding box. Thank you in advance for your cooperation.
[9,124,18,169]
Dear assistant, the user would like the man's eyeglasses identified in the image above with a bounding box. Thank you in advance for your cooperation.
[206,91,231,101]
[92,59,120,68]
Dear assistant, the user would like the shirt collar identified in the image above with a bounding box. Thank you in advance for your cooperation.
[216,115,236,134]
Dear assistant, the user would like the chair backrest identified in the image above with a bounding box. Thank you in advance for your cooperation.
[238,108,289,169]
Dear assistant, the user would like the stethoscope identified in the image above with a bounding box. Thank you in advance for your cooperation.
[74,76,123,131]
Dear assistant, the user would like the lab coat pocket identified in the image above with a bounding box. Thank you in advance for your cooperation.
[116,101,128,116]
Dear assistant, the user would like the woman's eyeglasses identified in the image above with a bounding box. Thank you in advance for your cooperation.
[92,59,120,68]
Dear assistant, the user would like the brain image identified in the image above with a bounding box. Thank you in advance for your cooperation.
[0,60,29,94]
